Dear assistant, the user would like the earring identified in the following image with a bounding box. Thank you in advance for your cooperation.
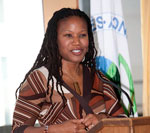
[82,56,85,62]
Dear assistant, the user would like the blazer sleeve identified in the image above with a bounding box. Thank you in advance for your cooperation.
[12,69,48,133]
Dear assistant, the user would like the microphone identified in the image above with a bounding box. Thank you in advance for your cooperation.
[96,71,134,116]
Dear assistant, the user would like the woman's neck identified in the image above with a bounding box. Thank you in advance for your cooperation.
[62,61,82,76]
[61,61,83,96]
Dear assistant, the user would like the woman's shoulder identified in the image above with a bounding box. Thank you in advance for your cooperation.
[34,66,49,79]
[19,66,49,95]
[84,66,107,79]
[95,70,110,82]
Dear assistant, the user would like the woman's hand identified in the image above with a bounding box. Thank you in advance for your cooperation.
[52,119,86,133]
[82,113,107,130]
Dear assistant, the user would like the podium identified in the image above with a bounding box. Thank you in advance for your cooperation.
[88,116,150,133]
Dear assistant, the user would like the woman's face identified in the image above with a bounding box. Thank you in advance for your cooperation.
[57,16,89,64]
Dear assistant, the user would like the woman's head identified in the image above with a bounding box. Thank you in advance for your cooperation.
[57,15,89,64]
[42,8,96,71]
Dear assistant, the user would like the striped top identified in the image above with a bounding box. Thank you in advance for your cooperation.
[12,65,126,132]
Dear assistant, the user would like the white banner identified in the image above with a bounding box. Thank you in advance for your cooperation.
[90,0,138,116]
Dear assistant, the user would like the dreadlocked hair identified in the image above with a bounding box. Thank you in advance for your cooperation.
[16,8,97,107]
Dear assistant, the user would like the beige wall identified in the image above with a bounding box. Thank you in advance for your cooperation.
[42,0,78,31]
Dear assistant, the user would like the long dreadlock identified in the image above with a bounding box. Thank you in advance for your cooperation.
[16,8,97,106]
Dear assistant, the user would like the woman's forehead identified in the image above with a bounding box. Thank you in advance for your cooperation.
[57,16,87,30]
[58,16,86,24]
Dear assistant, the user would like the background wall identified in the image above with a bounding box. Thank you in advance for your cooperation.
[42,0,78,31]
[0,0,44,126]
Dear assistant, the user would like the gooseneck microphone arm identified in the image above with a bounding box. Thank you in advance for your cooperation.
[96,71,134,116]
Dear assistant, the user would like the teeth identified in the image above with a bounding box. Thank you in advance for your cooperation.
[72,50,80,53]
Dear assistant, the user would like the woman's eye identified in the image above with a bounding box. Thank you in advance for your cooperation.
[79,34,87,38]
[64,34,72,38]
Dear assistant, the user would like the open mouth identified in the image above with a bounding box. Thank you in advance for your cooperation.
[71,49,82,55]
[72,49,81,53]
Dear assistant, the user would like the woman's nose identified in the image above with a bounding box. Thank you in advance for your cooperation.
[72,36,80,45]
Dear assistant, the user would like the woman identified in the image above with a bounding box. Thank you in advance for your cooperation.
[12,8,126,133]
